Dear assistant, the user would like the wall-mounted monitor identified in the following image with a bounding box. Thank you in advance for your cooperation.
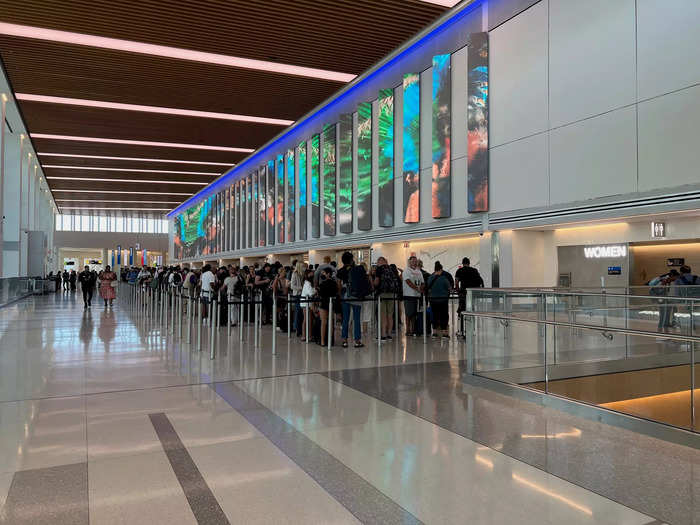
[298,141,307,240]
[338,113,353,234]
[468,31,489,213]
[277,154,285,244]
[357,102,372,231]
[267,160,275,245]
[432,53,451,219]
[311,134,321,238]
[286,149,295,243]
[403,73,420,224]
[378,88,394,227]
[322,123,336,236]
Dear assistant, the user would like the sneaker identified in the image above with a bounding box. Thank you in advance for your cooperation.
[385,335,392,340]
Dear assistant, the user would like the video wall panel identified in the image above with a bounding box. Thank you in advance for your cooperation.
[468,32,489,213]
[357,102,372,231]
[267,160,275,245]
[258,167,267,247]
[311,134,321,238]
[403,73,420,223]
[432,54,451,219]
[277,154,285,244]
[233,182,239,251]
[322,124,336,236]
[286,149,295,243]
[338,113,353,234]
[378,88,394,227]
[241,179,247,250]
[298,141,307,240]
[248,173,254,249]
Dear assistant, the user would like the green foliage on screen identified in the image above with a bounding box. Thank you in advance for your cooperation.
[338,113,353,234]
[286,149,295,242]
[403,72,420,223]
[298,141,307,240]
[310,134,320,238]
[377,88,394,227]
[322,123,336,236]
[357,102,372,231]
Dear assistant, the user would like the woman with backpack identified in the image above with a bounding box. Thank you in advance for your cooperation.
[337,252,369,348]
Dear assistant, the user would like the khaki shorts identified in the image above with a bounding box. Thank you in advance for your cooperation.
[379,292,395,317]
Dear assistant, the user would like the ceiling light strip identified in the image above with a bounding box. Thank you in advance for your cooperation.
[56,199,183,204]
[38,153,232,166]
[0,22,355,83]
[46,176,207,185]
[31,133,254,153]
[59,207,173,211]
[16,94,294,126]
[42,165,219,175]
[52,189,193,195]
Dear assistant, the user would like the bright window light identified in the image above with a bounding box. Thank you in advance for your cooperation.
[17,94,294,126]
[38,153,232,166]
[52,189,193,195]
[46,176,207,185]
[0,22,355,83]
[42,165,219,175]
[31,133,254,153]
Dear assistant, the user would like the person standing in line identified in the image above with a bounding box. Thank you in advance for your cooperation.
[69,269,77,292]
[454,257,484,335]
[337,251,370,348]
[402,256,424,337]
[98,265,117,307]
[314,255,336,287]
[78,265,97,308]
[373,256,401,340]
[224,267,241,327]
[649,269,679,332]
[199,264,216,322]
[62,270,70,291]
[290,262,306,336]
[300,269,315,342]
[318,268,338,347]
[427,261,453,339]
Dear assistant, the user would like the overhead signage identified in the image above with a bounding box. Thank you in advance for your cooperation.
[651,221,666,239]
[583,245,627,258]
[667,257,685,267]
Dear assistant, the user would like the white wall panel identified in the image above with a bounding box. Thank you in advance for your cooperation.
[549,106,637,204]
[490,133,549,212]
[637,0,700,101]
[638,84,700,192]
[490,0,549,146]
[549,0,636,127]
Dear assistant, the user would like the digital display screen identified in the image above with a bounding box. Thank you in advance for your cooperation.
[248,173,254,248]
[286,149,295,243]
[298,141,307,240]
[432,54,451,218]
[267,160,275,245]
[378,88,394,227]
[338,113,353,234]
[322,123,336,236]
[258,167,266,247]
[468,32,489,213]
[234,182,239,251]
[311,134,321,238]
[357,101,372,231]
[403,73,420,223]
[277,154,285,244]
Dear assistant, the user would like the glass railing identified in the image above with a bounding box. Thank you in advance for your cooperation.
[0,277,36,308]
[462,290,699,432]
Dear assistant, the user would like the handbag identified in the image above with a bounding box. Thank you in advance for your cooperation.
[110,280,118,288]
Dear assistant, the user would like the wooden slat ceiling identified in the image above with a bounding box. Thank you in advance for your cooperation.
[0,0,446,216]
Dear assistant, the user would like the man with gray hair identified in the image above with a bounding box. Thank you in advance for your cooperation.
[402,255,424,336]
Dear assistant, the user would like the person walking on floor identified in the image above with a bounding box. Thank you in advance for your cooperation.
[98,265,117,307]
[78,265,97,308]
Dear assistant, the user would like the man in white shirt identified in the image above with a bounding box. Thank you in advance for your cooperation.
[402,255,424,336]
[223,267,240,326]
[199,264,216,321]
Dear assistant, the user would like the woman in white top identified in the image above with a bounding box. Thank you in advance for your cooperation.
[300,270,315,342]
[223,267,239,326]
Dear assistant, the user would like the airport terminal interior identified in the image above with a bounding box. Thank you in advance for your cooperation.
[0,0,699,523]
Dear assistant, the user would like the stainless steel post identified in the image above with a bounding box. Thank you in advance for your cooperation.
[327,297,333,351]
[422,294,427,344]
[178,292,183,340]
[287,293,291,339]
[209,298,216,359]
[187,296,193,343]
[228,294,232,337]
[691,301,695,430]
[272,293,277,356]
[164,288,169,335]
[394,294,399,339]
[377,294,382,346]
[197,295,203,351]
[254,292,259,348]
[171,287,176,334]
[239,294,244,342]
[305,299,310,342]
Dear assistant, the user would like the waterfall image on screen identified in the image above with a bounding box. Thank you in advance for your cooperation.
[277,154,284,244]
[286,149,295,243]
[258,167,267,247]
[468,32,489,213]
[267,160,275,245]
[298,141,307,240]
[338,113,353,233]
[322,123,336,236]
[378,88,394,227]
[432,54,451,218]
[403,73,420,223]
[357,102,372,231]
[311,134,320,238]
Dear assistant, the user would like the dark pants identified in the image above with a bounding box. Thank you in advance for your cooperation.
[82,287,93,305]
[342,302,362,341]
[431,301,449,331]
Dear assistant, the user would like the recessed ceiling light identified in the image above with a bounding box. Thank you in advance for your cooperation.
[31,133,254,153]
[42,165,219,175]
[60,207,172,211]
[0,22,355,83]
[57,199,182,204]
[52,189,193,195]
[418,0,460,6]
[38,153,232,166]
[17,94,295,126]
[46,176,207,185]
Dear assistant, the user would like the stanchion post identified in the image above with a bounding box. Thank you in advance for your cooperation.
[209,298,216,359]
[305,299,310,342]
[228,294,232,337]
[287,294,291,339]
[327,298,333,351]
[197,295,203,351]
[377,294,382,346]
[272,293,277,356]
[239,294,244,342]
[394,293,399,339]
[187,296,193,343]
[422,294,427,344]
[178,291,183,340]
[254,292,259,348]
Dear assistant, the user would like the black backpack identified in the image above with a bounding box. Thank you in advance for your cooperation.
[348,265,371,299]
[172,272,182,286]
[379,266,401,294]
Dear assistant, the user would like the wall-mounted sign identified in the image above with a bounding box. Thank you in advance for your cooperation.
[583,245,627,258]
[651,221,666,239]
[607,266,622,275]
[667,257,685,267]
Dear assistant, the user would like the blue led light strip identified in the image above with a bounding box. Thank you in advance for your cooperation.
[168,0,482,218]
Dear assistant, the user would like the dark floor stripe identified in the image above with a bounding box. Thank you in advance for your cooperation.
[3,463,88,525]
[212,381,423,525]
[148,412,230,525]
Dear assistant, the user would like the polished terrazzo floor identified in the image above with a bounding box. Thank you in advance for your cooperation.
[0,292,693,524]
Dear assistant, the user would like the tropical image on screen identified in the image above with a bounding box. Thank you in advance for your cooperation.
[357,101,372,231]
[338,113,353,234]
[311,134,320,238]
[277,154,285,244]
[258,168,266,247]
[298,141,307,240]
[322,124,336,236]
[207,195,215,255]
[286,149,295,243]
[249,174,255,248]
[241,179,247,249]
[378,88,394,227]
[403,73,420,223]
[234,182,240,251]
[267,160,275,245]
[432,54,451,218]
[468,32,489,213]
